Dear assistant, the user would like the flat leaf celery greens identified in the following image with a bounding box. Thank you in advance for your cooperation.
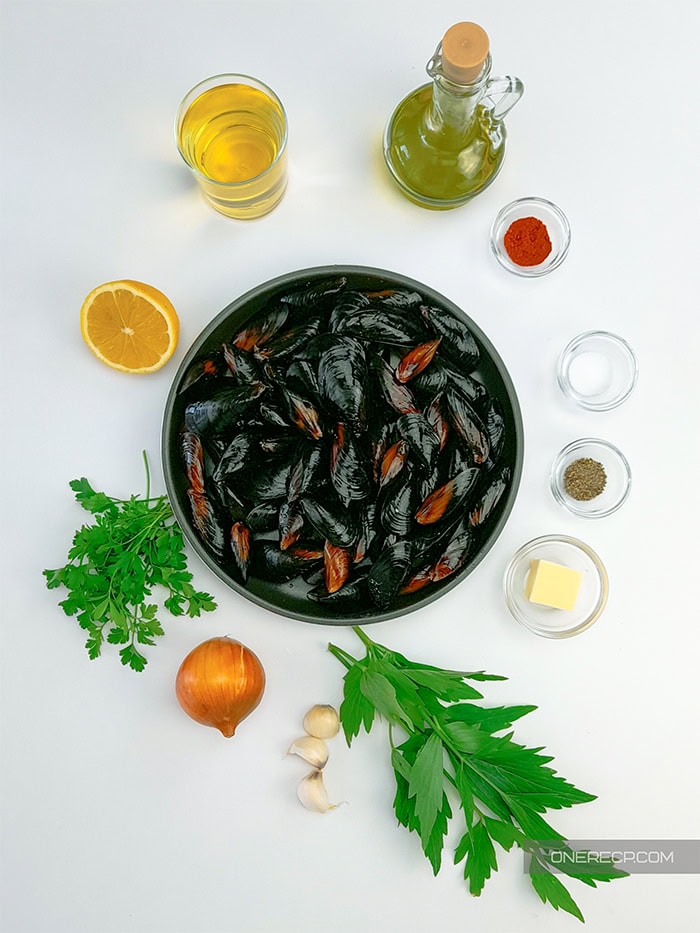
[327,628,627,922]
[43,452,216,671]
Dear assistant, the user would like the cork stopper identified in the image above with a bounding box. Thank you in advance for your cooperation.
[441,22,490,84]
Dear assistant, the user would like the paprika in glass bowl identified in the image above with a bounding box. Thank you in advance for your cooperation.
[490,197,571,277]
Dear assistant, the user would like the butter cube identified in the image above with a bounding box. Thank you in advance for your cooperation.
[525,559,582,611]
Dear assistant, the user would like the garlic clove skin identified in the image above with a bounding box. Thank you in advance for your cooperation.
[303,704,340,739]
[287,735,329,769]
[297,770,337,813]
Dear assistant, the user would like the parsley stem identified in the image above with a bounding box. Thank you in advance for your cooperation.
[142,449,151,502]
[327,642,358,670]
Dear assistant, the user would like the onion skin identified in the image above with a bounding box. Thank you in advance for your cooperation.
[175,636,266,737]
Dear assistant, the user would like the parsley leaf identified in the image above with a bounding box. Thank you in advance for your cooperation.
[44,452,217,671]
[328,627,628,922]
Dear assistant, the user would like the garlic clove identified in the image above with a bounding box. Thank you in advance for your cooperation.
[297,769,337,813]
[303,703,340,739]
[287,735,329,769]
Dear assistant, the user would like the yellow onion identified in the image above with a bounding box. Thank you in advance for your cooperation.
[175,636,265,737]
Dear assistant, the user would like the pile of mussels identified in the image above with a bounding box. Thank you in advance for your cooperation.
[177,275,512,617]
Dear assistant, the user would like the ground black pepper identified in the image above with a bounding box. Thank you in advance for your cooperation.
[563,457,607,501]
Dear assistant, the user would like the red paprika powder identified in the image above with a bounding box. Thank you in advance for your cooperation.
[503,216,552,266]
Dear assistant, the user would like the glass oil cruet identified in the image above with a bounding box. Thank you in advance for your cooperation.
[383,22,524,209]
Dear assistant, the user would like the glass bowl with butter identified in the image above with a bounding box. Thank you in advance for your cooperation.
[503,535,608,637]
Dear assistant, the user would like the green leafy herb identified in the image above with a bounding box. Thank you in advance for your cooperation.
[44,452,216,671]
[328,628,627,922]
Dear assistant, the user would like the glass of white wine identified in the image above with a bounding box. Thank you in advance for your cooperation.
[176,74,288,219]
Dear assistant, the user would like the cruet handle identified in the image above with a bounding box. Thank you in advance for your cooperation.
[482,76,524,120]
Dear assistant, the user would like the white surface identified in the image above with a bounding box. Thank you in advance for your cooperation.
[1,2,699,932]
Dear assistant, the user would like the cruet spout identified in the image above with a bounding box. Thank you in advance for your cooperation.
[482,76,524,121]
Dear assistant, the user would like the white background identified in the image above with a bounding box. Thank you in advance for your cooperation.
[1,1,699,932]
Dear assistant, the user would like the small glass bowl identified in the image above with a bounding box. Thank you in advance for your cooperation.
[557,331,638,410]
[550,438,631,518]
[490,197,571,276]
[504,534,608,638]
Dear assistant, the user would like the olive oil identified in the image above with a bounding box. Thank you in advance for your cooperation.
[176,77,288,219]
[384,85,503,208]
[382,23,523,210]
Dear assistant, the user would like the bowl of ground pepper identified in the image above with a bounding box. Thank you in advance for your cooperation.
[490,197,571,277]
[550,438,632,518]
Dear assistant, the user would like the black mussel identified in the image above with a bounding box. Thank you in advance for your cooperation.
[353,502,378,563]
[323,540,352,593]
[255,313,324,362]
[445,388,490,465]
[330,423,371,505]
[295,332,345,362]
[279,499,304,550]
[395,338,442,383]
[184,383,266,435]
[230,521,252,582]
[318,337,367,432]
[212,432,255,485]
[415,466,480,525]
[444,367,489,410]
[300,495,359,548]
[279,275,347,310]
[396,412,440,473]
[222,343,264,385]
[251,542,305,582]
[484,399,506,468]
[424,394,449,451]
[336,307,425,347]
[178,353,223,394]
[246,501,279,532]
[181,431,205,496]
[371,356,420,415]
[285,359,320,399]
[186,488,227,561]
[308,574,371,609]
[431,519,474,581]
[248,458,295,501]
[469,467,511,527]
[287,444,324,500]
[232,304,288,352]
[258,433,297,458]
[364,288,423,312]
[282,389,324,440]
[259,402,289,428]
[328,290,371,332]
[421,305,480,372]
[379,439,408,489]
[368,539,413,609]
[380,467,416,537]
[411,360,449,398]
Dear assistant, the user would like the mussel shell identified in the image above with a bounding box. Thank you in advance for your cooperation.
[212,432,255,484]
[336,308,425,347]
[186,488,227,561]
[244,501,278,532]
[181,431,205,495]
[469,467,511,527]
[445,388,490,464]
[380,469,416,537]
[300,495,359,548]
[279,275,347,310]
[251,542,305,582]
[396,412,440,473]
[421,305,480,372]
[287,444,324,500]
[318,337,367,431]
[232,304,288,352]
[367,539,413,609]
[371,356,419,414]
[222,343,264,385]
[330,424,372,504]
[415,466,480,525]
[184,384,265,435]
